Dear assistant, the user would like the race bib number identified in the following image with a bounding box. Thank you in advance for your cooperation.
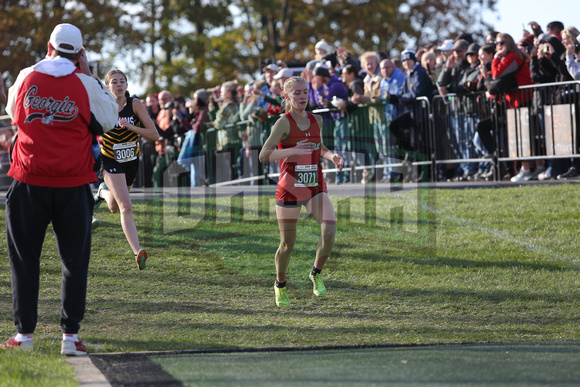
[295,164,318,187]
[113,142,138,163]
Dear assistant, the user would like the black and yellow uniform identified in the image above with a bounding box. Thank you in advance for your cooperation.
[100,97,142,186]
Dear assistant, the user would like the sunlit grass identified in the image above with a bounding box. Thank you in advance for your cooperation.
[0,184,579,384]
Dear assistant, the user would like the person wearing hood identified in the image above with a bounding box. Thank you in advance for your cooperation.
[2,23,118,355]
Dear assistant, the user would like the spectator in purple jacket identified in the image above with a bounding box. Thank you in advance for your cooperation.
[310,63,351,183]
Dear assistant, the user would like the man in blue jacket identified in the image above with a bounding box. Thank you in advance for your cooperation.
[389,50,435,181]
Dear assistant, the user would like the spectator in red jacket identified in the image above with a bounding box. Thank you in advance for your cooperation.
[2,23,118,356]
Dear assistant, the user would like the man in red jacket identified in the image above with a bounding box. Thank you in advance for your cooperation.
[1,23,117,355]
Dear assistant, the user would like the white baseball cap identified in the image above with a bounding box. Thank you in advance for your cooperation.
[273,68,294,80]
[263,63,280,73]
[49,23,83,54]
[438,39,455,51]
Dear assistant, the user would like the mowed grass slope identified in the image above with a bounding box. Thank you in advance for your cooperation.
[0,184,579,385]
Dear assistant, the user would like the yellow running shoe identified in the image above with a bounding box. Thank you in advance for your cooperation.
[274,284,290,307]
[309,273,327,296]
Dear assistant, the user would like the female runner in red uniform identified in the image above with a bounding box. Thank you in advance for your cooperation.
[259,76,344,307]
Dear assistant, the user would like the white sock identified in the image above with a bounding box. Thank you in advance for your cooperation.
[15,333,33,342]
[63,333,78,342]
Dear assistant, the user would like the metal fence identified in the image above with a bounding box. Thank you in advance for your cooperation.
[0,115,13,189]
[1,80,579,189]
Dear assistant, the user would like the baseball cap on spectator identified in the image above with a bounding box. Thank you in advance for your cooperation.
[273,68,294,80]
[49,23,83,54]
[313,63,331,78]
[306,60,321,71]
[263,63,279,73]
[400,49,417,62]
[193,89,209,105]
[466,43,481,55]
[438,39,455,51]
[453,39,469,52]
[315,40,332,55]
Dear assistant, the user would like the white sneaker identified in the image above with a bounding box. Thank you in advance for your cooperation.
[361,170,374,184]
[510,169,533,182]
[537,170,552,181]
[530,166,546,180]
[61,338,88,356]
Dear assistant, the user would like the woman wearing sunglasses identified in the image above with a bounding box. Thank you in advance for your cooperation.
[492,33,537,182]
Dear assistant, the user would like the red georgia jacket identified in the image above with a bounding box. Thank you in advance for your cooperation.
[6,56,117,187]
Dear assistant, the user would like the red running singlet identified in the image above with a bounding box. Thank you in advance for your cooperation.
[275,112,327,204]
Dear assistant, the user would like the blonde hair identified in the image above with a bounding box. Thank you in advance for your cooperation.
[282,76,308,113]
[421,52,436,68]
[360,52,380,71]
[562,26,580,42]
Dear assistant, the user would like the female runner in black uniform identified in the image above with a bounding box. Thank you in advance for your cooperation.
[95,69,159,269]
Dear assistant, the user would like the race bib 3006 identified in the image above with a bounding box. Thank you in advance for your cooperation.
[113,142,138,163]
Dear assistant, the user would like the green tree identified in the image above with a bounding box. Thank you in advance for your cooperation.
[0,0,144,85]
[229,0,497,64]
[1,0,499,97]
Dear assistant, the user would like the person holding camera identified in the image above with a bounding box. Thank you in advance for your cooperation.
[552,27,580,180]
[563,28,580,80]
[2,23,118,355]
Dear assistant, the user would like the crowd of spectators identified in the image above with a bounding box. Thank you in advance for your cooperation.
[3,20,580,187]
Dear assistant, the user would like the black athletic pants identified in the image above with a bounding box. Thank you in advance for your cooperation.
[5,181,93,334]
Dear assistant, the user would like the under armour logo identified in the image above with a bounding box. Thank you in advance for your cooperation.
[305,132,311,137]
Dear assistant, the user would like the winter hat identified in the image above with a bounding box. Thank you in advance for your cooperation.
[315,40,333,55]
[400,49,417,62]
[518,35,535,49]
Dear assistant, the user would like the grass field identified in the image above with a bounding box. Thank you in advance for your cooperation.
[0,184,579,385]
